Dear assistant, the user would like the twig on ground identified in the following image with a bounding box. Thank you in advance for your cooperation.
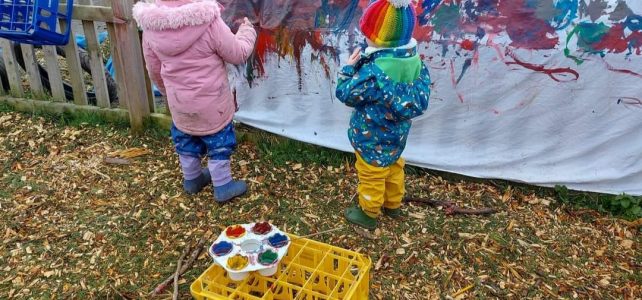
[173,243,191,300]
[405,197,498,215]
[150,238,208,297]
[103,157,131,165]
[622,218,642,229]
[451,284,475,298]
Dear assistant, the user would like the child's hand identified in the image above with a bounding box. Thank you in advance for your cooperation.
[347,48,361,66]
[242,17,254,27]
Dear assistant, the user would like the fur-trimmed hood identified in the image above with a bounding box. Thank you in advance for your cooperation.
[133,0,221,31]
[133,0,222,56]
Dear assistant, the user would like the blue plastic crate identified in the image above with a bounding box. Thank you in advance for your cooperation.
[0,0,73,45]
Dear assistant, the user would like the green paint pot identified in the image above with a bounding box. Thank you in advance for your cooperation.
[258,250,278,266]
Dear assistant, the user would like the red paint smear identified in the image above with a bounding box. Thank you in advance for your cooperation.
[472,48,480,65]
[486,36,505,60]
[593,24,629,53]
[413,2,435,44]
[506,52,579,82]
[602,59,642,79]
[254,30,278,76]
[449,60,465,103]
[252,28,336,88]
[477,0,558,50]
[319,56,331,78]
[461,39,475,50]
[505,17,557,50]
[414,23,435,44]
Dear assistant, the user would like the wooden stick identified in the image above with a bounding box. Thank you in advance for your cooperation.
[150,238,207,296]
[173,244,190,300]
[405,197,498,216]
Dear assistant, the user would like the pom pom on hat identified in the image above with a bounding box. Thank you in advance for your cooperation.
[388,0,413,8]
[360,0,416,48]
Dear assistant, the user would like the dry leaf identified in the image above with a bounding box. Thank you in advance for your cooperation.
[458,233,477,240]
[43,271,55,278]
[501,189,512,202]
[292,163,303,170]
[304,213,320,220]
[408,212,425,219]
[619,239,633,249]
[517,239,531,248]
[395,248,406,255]
[401,234,413,244]
[83,231,94,241]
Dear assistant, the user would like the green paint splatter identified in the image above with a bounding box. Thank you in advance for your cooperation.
[565,22,610,64]
[432,4,461,36]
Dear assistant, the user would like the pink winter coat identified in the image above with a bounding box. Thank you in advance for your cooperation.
[133,0,256,136]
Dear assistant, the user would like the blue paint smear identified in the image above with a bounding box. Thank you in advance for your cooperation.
[456,58,472,84]
[419,0,442,26]
[551,0,579,30]
[624,15,642,31]
[314,0,359,32]
[463,0,499,21]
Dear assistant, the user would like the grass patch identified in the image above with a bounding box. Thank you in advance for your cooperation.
[245,127,353,167]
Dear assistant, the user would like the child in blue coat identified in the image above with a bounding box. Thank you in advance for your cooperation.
[336,0,430,229]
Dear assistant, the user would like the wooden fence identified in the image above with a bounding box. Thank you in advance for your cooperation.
[0,0,171,132]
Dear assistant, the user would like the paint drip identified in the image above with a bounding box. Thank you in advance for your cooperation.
[226,225,246,239]
[506,51,579,82]
[227,254,249,271]
[267,233,289,248]
[258,250,279,266]
[252,222,273,235]
[211,241,234,257]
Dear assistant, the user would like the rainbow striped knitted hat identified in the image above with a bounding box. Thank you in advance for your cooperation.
[360,0,416,48]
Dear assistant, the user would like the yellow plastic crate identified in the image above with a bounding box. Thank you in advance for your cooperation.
[191,234,371,300]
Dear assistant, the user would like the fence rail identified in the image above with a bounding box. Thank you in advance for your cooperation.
[0,0,167,132]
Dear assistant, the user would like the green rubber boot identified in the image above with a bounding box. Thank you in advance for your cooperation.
[344,206,377,230]
[383,207,403,219]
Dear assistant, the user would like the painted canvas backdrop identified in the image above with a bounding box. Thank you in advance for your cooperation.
[218,0,642,195]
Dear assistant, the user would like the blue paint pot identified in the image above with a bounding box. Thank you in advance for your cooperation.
[267,233,289,248]
[211,241,234,256]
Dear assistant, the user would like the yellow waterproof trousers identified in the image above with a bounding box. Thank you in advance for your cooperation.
[355,153,405,218]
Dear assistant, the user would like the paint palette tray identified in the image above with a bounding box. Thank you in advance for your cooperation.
[208,222,290,281]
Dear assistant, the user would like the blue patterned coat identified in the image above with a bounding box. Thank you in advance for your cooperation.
[336,47,430,167]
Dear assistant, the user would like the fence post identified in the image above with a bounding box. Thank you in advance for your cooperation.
[110,0,150,132]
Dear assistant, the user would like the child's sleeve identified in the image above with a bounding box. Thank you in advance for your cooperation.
[335,65,381,108]
[142,38,166,95]
[209,18,257,65]
[387,65,431,121]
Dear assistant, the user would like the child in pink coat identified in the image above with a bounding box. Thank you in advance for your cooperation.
[133,0,257,202]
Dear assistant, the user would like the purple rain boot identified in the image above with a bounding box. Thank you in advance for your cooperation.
[180,155,211,195]
[208,160,247,203]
